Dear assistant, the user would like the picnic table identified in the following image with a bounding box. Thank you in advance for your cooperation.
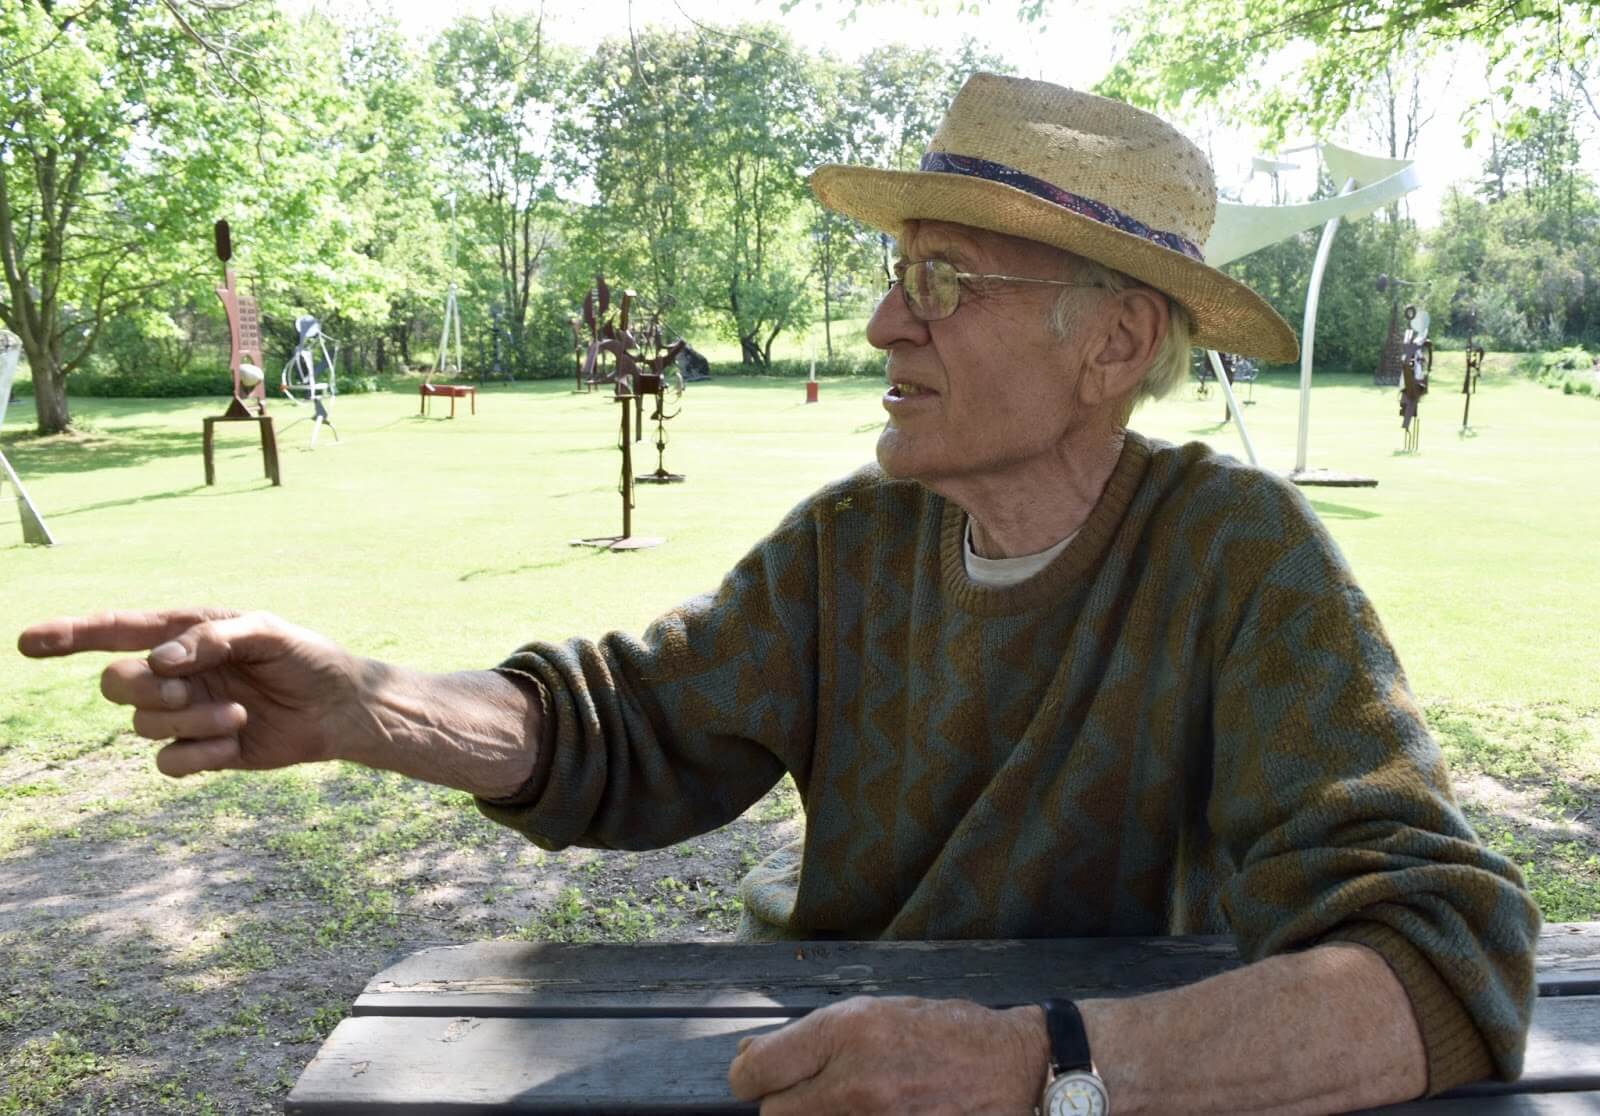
[287,923,1600,1114]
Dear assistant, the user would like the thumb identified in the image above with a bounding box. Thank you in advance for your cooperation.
[148,612,286,676]
[727,1017,831,1102]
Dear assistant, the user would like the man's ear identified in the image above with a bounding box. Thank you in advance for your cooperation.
[1077,288,1169,408]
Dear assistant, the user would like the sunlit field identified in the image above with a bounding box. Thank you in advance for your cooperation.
[2,356,1596,1112]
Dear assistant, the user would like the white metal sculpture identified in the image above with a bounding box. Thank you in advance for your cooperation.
[432,191,464,382]
[280,315,341,447]
[1200,143,1421,483]
[0,331,57,545]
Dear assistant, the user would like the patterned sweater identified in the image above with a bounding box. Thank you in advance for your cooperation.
[480,431,1539,1095]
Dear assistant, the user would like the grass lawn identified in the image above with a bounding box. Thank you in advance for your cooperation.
[1,355,1597,1112]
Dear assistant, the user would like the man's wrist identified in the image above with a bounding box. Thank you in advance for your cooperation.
[337,662,542,799]
[1004,1003,1054,1110]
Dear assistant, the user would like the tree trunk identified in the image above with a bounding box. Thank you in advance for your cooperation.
[823,277,833,362]
[739,336,765,368]
[18,334,71,434]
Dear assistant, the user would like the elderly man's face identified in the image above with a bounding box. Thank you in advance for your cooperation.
[867,221,1104,489]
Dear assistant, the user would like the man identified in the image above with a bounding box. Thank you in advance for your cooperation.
[20,75,1536,1114]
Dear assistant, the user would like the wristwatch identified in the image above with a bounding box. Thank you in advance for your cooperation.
[1038,998,1111,1116]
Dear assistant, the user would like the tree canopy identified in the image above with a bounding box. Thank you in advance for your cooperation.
[3,0,1596,435]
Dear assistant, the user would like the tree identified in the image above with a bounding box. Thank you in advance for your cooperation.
[1098,0,1598,143]
[570,29,712,329]
[576,24,820,369]
[0,0,283,433]
[433,11,575,375]
[694,28,818,368]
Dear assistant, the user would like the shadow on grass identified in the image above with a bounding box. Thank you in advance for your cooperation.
[47,484,215,520]
[458,557,582,581]
[1307,499,1381,521]
[1,428,200,477]
[0,756,797,1110]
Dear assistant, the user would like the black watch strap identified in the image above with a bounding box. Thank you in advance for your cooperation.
[1041,998,1094,1074]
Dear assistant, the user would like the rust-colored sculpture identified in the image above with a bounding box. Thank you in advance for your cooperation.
[570,274,687,550]
[1374,273,1419,387]
[205,220,280,486]
[1374,301,1405,386]
[1398,304,1430,453]
[1461,311,1485,433]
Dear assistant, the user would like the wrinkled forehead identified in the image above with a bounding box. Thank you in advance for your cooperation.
[898,219,1076,276]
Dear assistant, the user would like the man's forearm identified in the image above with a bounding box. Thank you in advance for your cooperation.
[1028,943,1429,1115]
[335,662,542,800]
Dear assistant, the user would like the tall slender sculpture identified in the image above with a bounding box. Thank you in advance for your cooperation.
[570,274,686,550]
[1203,142,1421,485]
[1398,305,1431,452]
[204,220,281,486]
[0,330,56,546]
[1461,311,1485,433]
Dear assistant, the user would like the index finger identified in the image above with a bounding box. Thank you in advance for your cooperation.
[18,608,240,658]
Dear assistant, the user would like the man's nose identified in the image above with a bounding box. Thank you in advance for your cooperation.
[866,285,931,351]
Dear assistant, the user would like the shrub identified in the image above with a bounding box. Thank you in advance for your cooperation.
[16,365,391,400]
[1517,346,1599,399]
[714,355,883,379]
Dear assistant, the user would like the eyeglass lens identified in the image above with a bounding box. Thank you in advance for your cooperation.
[899,260,961,321]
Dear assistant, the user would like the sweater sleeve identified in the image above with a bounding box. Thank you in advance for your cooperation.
[473,496,823,852]
[1208,485,1540,1096]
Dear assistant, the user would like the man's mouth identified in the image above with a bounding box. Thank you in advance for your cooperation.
[888,382,935,398]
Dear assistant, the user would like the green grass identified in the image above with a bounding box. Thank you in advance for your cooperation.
[4,355,1595,718]
[1,359,1595,1111]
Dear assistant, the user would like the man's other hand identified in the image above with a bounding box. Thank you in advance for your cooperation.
[18,609,365,777]
[727,995,1048,1115]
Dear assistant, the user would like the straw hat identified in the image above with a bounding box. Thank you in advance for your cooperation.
[810,73,1299,363]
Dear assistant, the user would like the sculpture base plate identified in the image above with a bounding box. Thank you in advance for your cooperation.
[569,535,666,551]
[636,471,685,484]
[1287,469,1379,488]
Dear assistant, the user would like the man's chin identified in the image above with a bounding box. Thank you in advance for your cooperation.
[875,428,938,482]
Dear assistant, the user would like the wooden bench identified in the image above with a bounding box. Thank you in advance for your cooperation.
[420,383,476,418]
[286,923,1600,1113]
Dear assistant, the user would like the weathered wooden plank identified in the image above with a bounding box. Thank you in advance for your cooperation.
[354,924,1600,1018]
[354,936,1243,1018]
[288,997,1599,1114]
[1537,922,1600,996]
[285,1015,780,1114]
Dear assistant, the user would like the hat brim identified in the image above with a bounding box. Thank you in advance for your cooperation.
[810,164,1299,364]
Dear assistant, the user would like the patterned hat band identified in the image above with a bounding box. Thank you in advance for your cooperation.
[918,152,1206,263]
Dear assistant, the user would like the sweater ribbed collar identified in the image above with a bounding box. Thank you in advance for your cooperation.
[937,430,1153,616]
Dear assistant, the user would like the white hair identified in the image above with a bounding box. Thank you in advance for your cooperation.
[1046,256,1194,416]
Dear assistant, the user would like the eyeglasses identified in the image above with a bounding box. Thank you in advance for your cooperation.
[891,258,1102,321]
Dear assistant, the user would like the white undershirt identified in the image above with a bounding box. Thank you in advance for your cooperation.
[962,519,1077,587]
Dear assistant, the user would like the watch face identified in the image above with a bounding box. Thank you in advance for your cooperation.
[1044,1071,1110,1116]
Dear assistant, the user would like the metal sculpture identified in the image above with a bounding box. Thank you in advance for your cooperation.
[1205,142,1420,485]
[570,274,688,549]
[1374,273,1420,386]
[636,360,686,485]
[280,315,340,446]
[0,329,56,545]
[205,220,281,486]
[1398,305,1431,453]
[1461,311,1485,433]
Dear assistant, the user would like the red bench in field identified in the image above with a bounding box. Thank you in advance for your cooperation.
[419,383,476,418]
